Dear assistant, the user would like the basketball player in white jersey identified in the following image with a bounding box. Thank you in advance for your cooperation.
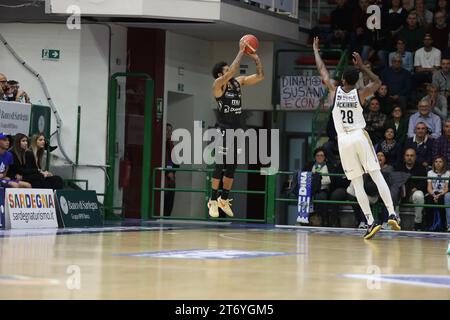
[313,37,401,239]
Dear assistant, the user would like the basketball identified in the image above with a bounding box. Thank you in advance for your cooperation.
[240,34,259,54]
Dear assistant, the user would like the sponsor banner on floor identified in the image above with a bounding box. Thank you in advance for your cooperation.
[55,190,103,227]
[5,188,58,229]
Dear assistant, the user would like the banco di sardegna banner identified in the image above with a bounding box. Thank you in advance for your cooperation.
[280,75,326,110]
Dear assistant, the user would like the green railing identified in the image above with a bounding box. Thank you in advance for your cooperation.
[150,167,450,224]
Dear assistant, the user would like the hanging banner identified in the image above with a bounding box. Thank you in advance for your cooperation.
[280,76,326,110]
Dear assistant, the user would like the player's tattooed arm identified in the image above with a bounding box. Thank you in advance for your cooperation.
[313,37,335,91]
[214,41,246,91]
[353,52,381,100]
[237,53,264,86]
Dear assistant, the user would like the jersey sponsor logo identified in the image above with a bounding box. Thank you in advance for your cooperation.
[225,92,235,99]
[231,99,241,106]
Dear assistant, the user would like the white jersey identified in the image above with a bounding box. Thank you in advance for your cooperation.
[331,86,366,136]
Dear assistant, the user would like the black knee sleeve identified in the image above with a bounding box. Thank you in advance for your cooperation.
[223,164,237,179]
[212,164,224,180]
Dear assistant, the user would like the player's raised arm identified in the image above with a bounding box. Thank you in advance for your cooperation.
[237,52,264,87]
[313,37,335,91]
[213,41,246,93]
[353,52,381,101]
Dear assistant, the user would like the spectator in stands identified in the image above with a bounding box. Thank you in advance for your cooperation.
[420,83,448,120]
[415,0,434,28]
[424,155,449,230]
[26,133,64,190]
[0,73,7,101]
[378,151,395,173]
[407,99,441,138]
[5,80,30,103]
[404,0,416,11]
[434,0,450,22]
[380,54,411,110]
[388,39,414,72]
[0,133,30,188]
[375,127,403,167]
[428,11,450,52]
[432,57,450,104]
[388,0,408,39]
[326,0,353,49]
[375,84,395,115]
[397,11,426,52]
[165,123,177,216]
[396,148,427,230]
[304,147,332,227]
[364,97,387,144]
[432,118,450,163]
[384,105,409,145]
[412,33,441,90]
[405,121,434,167]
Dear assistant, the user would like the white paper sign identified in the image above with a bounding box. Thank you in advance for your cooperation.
[280,76,326,110]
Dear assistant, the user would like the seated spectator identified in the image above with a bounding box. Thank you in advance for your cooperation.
[387,0,408,40]
[384,105,409,145]
[364,97,387,144]
[397,11,426,52]
[403,0,415,11]
[407,99,441,139]
[432,57,450,104]
[326,0,353,49]
[420,83,447,120]
[377,151,395,173]
[303,147,331,227]
[0,133,31,188]
[412,34,441,90]
[388,38,414,72]
[434,0,450,22]
[428,11,450,52]
[375,127,403,167]
[25,133,64,190]
[380,54,411,110]
[432,118,450,163]
[0,73,7,101]
[414,0,434,28]
[405,121,434,167]
[6,80,30,103]
[375,84,395,115]
[396,148,428,230]
[424,155,449,231]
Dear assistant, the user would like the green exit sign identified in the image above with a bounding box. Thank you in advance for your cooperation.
[42,49,60,61]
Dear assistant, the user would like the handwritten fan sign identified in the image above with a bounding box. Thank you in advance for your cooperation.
[280,76,326,110]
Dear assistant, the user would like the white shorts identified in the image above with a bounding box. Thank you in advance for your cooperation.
[338,129,380,180]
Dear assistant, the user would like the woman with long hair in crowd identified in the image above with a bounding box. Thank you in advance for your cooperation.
[23,133,64,189]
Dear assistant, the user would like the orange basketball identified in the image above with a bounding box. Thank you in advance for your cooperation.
[240,34,259,54]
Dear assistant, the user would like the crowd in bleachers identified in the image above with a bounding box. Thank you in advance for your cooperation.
[304,0,450,232]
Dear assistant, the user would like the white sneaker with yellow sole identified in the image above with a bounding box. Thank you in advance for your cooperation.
[217,197,234,217]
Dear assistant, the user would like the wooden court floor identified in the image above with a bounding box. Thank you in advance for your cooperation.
[0,222,449,299]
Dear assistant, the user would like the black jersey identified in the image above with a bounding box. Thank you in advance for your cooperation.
[215,78,243,129]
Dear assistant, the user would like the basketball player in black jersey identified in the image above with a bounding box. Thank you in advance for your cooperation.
[208,40,264,218]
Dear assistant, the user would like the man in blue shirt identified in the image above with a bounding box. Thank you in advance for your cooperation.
[388,39,413,72]
[407,100,442,139]
[381,54,412,110]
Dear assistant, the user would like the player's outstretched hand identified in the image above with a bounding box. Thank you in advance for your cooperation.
[313,37,320,53]
[352,52,363,68]
[239,39,248,53]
